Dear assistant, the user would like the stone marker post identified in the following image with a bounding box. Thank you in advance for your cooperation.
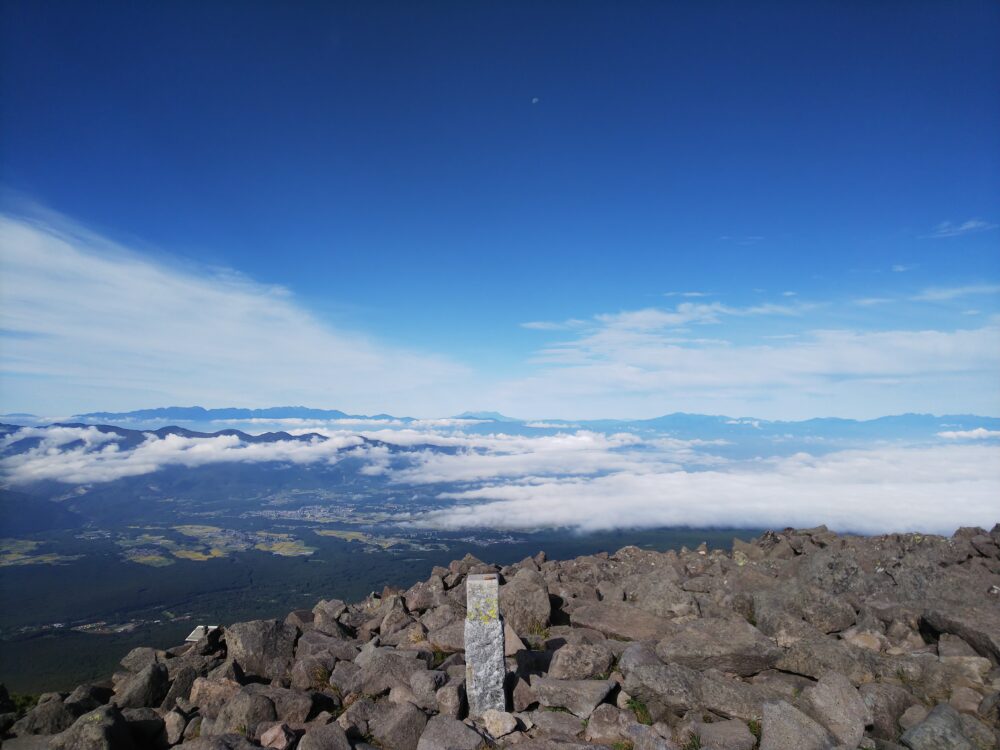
[465,573,506,716]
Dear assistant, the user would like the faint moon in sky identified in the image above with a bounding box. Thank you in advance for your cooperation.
[531,97,539,104]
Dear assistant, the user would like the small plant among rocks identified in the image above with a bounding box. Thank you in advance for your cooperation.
[626,697,652,725]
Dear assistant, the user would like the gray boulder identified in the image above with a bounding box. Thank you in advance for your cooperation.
[225,619,298,681]
[112,663,169,709]
[354,649,428,695]
[416,714,484,750]
[900,703,996,750]
[548,643,614,680]
[10,697,78,736]
[212,690,277,737]
[698,669,769,722]
[654,617,781,676]
[49,706,136,750]
[163,708,188,745]
[583,704,641,744]
[860,681,914,741]
[525,708,586,737]
[119,647,160,673]
[298,722,353,750]
[121,707,165,748]
[530,677,615,718]
[499,569,552,636]
[922,607,1000,663]
[759,700,835,750]
[188,677,241,719]
[570,602,676,641]
[371,700,428,750]
[621,572,698,619]
[176,735,259,749]
[800,671,869,748]
[694,718,756,750]
[775,636,873,685]
[619,644,700,719]
[161,665,198,711]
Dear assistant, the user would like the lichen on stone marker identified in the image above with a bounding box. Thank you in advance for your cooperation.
[465,573,506,715]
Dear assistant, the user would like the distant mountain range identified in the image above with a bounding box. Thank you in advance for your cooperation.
[56,406,1000,439]
[73,406,413,422]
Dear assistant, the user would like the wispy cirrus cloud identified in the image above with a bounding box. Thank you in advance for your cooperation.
[0,213,473,416]
[922,219,998,239]
[497,306,1000,419]
[912,284,1000,302]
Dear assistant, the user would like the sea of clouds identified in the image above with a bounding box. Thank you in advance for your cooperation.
[2,421,998,536]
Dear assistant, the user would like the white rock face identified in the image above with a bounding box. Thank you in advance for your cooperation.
[465,574,506,716]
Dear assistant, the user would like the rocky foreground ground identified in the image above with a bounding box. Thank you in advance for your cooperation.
[3,525,1000,750]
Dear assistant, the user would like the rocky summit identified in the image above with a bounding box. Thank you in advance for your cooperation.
[2,525,1000,750]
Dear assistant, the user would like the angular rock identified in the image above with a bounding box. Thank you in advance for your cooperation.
[759,700,835,750]
[225,619,298,681]
[899,703,976,750]
[355,649,428,695]
[530,677,615,718]
[548,643,614,680]
[922,606,1000,662]
[619,644,700,719]
[570,602,676,641]
[49,706,136,750]
[775,636,873,685]
[189,677,242,719]
[695,718,756,750]
[212,690,277,737]
[583,704,638,744]
[654,617,781,677]
[10,698,78,736]
[860,681,914,741]
[621,572,698,620]
[260,722,297,749]
[160,664,197,711]
[416,714,484,750]
[482,708,517,737]
[112,663,169,709]
[120,647,160,674]
[435,683,466,719]
[121,706,165,747]
[526,708,586,737]
[499,569,552,636]
[164,708,188,745]
[698,669,769,722]
[800,671,869,748]
[370,701,428,750]
[298,722,352,750]
[180,735,260,749]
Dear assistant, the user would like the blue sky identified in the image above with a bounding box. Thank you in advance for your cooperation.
[1,1,998,419]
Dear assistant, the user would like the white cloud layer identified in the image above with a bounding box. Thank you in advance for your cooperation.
[405,443,1000,535]
[937,428,1000,440]
[3,424,997,536]
[0,425,365,484]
